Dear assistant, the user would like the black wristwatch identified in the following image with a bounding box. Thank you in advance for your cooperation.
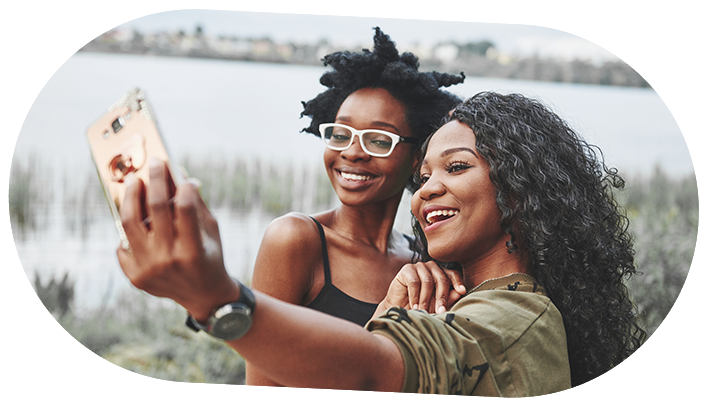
[185,281,256,341]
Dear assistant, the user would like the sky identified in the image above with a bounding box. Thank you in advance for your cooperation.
[0,9,708,63]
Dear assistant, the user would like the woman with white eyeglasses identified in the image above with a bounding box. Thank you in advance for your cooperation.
[244,28,463,386]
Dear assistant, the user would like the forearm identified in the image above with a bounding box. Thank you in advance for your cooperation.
[118,162,403,391]
[246,361,288,398]
[226,290,404,392]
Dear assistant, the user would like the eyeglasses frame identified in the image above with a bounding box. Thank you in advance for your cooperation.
[318,123,419,158]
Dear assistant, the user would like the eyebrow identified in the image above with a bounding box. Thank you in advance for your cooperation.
[335,117,400,133]
[422,146,478,165]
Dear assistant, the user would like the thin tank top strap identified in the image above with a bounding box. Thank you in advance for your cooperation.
[308,216,332,284]
[305,216,377,326]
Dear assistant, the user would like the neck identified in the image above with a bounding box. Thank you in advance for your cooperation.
[460,243,530,290]
[328,191,405,252]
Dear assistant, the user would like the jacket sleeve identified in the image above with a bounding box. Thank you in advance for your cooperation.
[366,306,501,395]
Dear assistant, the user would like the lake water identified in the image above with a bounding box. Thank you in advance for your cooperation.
[11,52,692,312]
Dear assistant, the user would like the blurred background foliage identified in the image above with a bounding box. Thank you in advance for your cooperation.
[43,285,246,384]
[617,166,698,335]
[9,155,52,240]
[180,156,336,215]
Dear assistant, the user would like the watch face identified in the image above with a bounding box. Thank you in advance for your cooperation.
[212,303,252,341]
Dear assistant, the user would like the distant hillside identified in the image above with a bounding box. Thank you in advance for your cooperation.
[79,28,650,88]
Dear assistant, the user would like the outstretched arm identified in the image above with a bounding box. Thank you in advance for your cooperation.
[116,159,404,391]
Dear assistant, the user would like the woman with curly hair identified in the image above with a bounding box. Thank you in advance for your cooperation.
[117,91,644,395]
[403,91,647,387]
[246,27,464,387]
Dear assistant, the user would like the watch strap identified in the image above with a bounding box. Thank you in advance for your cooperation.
[185,280,255,335]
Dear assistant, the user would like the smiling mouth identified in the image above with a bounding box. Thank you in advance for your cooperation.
[425,209,460,225]
[339,171,376,182]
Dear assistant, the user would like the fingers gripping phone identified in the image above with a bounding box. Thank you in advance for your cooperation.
[86,88,184,250]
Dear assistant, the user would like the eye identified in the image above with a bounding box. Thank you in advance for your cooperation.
[370,139,392,148]
[415,173,430,185]
[445,160,471,173]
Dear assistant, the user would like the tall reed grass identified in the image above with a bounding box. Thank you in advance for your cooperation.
[9,154,53,240]
[180,155,337,216]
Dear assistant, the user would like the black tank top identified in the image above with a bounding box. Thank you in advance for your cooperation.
[305,217,415,326]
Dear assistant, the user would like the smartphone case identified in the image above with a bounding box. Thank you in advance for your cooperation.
[86,88,183,249]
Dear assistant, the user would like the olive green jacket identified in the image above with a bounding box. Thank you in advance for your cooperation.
[366,274,571,396]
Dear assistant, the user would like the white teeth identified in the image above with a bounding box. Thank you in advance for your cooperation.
[341,172,374,181]
[426,209,460,224]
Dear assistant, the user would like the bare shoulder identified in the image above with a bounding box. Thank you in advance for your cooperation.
[251,212,324,303]
[261,212,321,248]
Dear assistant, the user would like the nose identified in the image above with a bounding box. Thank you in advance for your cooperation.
[340,135,371,161]
[417,173,446,201]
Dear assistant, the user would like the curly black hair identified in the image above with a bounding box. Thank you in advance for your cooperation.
[300,27,465,144]
[414,91,646,387]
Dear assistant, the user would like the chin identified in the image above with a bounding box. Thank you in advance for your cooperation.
[427,245,457,264]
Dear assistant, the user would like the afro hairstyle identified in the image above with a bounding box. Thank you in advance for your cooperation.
[300,27,465,143]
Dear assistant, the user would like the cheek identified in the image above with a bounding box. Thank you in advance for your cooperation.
[374,159,414,192]
[323,148,337,164]
[392,165,414,186]
[322,151,339,183]
[323,150,341,176]
[388,153,417,182]
[474,190,504,233]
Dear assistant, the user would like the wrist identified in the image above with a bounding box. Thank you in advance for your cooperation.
[185,279,256,341]
[187,277,243,322]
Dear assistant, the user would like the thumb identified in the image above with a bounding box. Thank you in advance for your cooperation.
[447,288,464,308]
[445,268,466,294]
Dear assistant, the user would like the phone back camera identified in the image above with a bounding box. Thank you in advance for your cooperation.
[111,117,125,133]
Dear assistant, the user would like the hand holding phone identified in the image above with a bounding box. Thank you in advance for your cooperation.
[86,88,184,249]
[117,158,236,323]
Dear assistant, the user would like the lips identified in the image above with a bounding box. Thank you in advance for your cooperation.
[423,207,460,225]
[336,168,378,183]
[339,171,375,181]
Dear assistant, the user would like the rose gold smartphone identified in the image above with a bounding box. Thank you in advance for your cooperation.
[86,88,184,249]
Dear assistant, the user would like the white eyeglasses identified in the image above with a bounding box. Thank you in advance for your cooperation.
[319,123,418,157]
